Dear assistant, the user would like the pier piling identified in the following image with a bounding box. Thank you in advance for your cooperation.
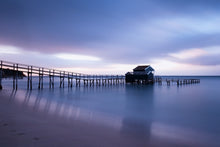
[0,61,2,89]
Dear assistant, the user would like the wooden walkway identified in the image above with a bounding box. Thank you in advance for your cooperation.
[0,60,125,90]
[0,61,201,90]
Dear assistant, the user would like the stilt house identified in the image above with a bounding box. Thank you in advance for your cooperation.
[125,65,155,84]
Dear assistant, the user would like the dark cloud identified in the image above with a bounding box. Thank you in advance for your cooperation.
[1,0,220,65]
[182,54,220,66]
[192,55,220,65]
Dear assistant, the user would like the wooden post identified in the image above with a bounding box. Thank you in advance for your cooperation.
[63,71,65,88]
[68,72,70,87]
[68,72,73,88]
[30,66,32,90]
[76,74,78,87]
[38,68,40,89]
[41,68,43,89]
[49,70,51,89]
[60,71,62,88]
[12,64,18,89]
[27,66,29,89]
[27,66,33,90]
[83,79,86,86]
[76,74,81,87]
[111,76,113,85]
[16,64,18,90]
[71,73,73,87]
[101,76,104,86]
[0,61,2,89]
[166,79,170,86]
[38,68,43,89]
[96,76,98,86]
[13,64,15,89]
[52,70,54,88]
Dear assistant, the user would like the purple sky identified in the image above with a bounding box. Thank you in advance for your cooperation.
[0,0,220,75]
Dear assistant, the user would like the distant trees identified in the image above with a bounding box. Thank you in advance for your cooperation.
[1,68,25,78]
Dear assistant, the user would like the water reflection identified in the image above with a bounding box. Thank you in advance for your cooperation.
[33,90,42,111]
[9,89,17,102]
[22,90,32,107]
[122,84,154,139]
[3,77,220,146]
[7,87,123,128]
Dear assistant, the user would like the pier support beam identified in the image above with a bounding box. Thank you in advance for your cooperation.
[38,68,43,89]
[60,71,65,88]
[83,79,88,86]
[68,73,73,88]
[75,74,81,87]
[53,70,55,88]
[89,79,94,86]
[13,64,18,90]
[96,79,101,86]
[0,61,2,89]
[49,70,54,89]
[76,79,80,87]
[27,66,33,90]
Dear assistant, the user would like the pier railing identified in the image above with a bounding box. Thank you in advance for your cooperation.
[0,60,125,90]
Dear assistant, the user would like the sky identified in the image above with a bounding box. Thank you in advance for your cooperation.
[0,0,220,75]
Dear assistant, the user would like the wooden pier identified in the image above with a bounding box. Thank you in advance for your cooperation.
[154,76,200,86]
[0,61,201,90]
[0,60,125,90]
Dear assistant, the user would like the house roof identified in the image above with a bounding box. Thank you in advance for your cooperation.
[133,65,150,71]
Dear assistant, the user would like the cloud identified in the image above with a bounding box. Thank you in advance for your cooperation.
[189,55,220,65]
[0,0,220,74]
[166,46,220,66]
[54,53,101,61]
[0,45,21,54]
[169,48,207,59]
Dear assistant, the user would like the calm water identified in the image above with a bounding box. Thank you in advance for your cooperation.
[1,76,220,145]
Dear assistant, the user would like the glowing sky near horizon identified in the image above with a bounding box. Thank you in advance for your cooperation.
[0,0,220,75]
